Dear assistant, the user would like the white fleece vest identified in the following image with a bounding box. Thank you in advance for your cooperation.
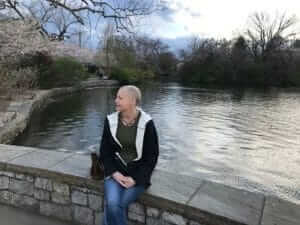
[107,109,152,161]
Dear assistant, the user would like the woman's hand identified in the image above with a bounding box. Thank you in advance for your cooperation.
[112,171,127,187]
[112,172,136,188]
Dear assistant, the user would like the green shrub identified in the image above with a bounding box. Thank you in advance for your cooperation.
[38,56,88,88]
[110,66,146,84]
[141,69,155,79]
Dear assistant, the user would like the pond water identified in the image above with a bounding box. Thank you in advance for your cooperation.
[14,82,300,203]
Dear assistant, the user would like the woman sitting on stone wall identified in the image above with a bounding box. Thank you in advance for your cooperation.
[99,85,159,225]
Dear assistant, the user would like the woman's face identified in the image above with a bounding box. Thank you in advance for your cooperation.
[115,88,135,112]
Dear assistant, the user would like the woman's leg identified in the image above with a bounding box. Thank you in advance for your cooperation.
[102,178,125,225]
[120,185,146,221]
[102,178,146,225]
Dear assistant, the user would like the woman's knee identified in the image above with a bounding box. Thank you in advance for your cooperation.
[106,196,122,209]
[106,202,121,213]
[120,186,145,207]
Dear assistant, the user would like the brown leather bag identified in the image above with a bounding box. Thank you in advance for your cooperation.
[90,152,104,180]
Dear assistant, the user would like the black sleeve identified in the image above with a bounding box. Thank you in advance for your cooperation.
[99,118,118,177]
[131,120,159,186]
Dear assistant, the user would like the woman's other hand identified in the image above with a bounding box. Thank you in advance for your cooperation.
[123,176,136,188]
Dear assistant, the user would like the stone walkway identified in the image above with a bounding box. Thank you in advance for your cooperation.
[0,204,72,225]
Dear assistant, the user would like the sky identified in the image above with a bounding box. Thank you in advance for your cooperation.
[19,0,299,51]
[147,0,300,40]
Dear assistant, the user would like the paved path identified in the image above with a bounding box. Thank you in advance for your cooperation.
[0,204,73,225]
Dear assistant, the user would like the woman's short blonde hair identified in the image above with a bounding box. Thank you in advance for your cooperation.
[120,85,142,106]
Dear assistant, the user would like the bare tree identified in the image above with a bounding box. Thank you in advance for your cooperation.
[22,1,55,37]
[95,32,173,78]
[95,22,116,75]
[23,1,94,43]
[188,35,202,55]
[245,12,298,60]
[1,0,159,35]
[134,35,168,70]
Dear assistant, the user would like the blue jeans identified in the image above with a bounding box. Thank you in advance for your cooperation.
[102,177,146,225]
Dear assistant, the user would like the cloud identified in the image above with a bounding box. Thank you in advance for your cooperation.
[183,7,201,18]
[156,5,177,22]
[151,0,300,40]
[175,2,184,9]
[190,12,201,18]
[157,1,202,21]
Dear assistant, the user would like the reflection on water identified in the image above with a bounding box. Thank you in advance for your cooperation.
[14,83,300,203]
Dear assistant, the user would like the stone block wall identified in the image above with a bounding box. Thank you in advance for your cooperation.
[0,141,300,225]
[0,170,203,225]
[128,203,202,225]
[0,171,103,225]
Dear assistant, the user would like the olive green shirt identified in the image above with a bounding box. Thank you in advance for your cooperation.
[116,112,141,164]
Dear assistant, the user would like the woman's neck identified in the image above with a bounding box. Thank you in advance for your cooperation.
[120,108,139,126]
[120,108,138,121]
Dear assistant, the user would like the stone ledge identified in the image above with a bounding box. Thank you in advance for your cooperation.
[186,180,264,225]
[261,196,300,225]
[0,144,299,225]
